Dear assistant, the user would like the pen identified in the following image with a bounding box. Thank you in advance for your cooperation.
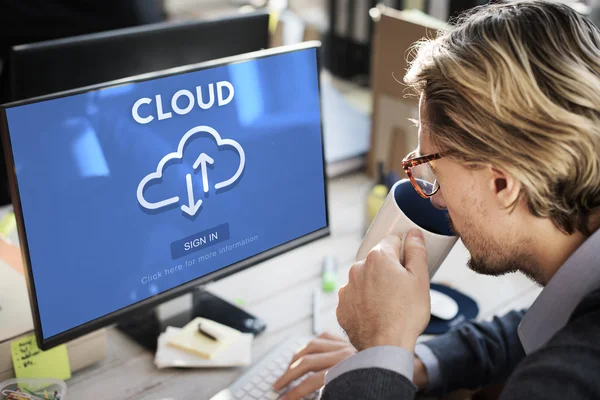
[312,288,321,335]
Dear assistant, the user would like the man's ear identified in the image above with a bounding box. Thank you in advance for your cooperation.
[489,166,521,208]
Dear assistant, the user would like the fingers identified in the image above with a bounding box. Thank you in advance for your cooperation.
[287,338,349,367]
[280,370,326,400]
[274,348,353,391]
[336,284,352,334]
[317,332,347,342]
[403,229,428,279]
[368,235,404,262]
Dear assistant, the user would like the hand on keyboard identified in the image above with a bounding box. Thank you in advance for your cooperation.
[210,334,355,400]
[273,332,356,400]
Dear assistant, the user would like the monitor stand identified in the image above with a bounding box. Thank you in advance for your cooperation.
[116,287,266,351]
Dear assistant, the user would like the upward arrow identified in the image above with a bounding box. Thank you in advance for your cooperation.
[193,153,214,193]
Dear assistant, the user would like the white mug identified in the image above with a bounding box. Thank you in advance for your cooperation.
[357,179,458,278]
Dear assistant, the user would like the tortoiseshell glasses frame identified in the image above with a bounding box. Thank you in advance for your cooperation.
[401,150,443,198]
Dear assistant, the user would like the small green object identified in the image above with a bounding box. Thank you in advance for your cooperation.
[321,255,338,293]
[234,298,245,306]
[321,271,337,293]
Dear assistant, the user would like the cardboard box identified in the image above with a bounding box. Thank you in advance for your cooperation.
[367,6,449,177]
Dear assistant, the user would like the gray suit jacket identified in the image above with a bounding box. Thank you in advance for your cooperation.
[320,288,600,399]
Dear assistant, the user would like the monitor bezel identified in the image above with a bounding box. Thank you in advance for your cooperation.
[0,41,330,350]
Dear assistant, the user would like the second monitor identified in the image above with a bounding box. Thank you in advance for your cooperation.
[8,11,271,102]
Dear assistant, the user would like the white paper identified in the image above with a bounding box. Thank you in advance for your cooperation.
[154,326,253,369]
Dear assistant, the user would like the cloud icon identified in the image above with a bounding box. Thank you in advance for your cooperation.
[137,125,245,215]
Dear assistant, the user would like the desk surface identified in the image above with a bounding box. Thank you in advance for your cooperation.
[66,172,541,399]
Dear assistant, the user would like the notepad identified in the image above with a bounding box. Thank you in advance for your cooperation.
[166,317,243,359]
[155,326,252,369]
[10,334,71,381]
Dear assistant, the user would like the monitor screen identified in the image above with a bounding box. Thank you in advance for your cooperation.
[1,44,328,347]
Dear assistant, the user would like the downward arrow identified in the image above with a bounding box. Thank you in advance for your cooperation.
[181,173,202,216]
[193,153,214,193]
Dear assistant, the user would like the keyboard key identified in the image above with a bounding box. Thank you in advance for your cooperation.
[265,391,280,400]
[211,336,317,400]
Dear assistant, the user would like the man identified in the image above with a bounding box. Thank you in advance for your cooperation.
[273,0,600,398]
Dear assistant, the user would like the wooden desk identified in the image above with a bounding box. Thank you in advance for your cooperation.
[66,172,540,399]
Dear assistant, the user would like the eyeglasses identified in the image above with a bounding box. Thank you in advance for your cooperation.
[401,150,443,198]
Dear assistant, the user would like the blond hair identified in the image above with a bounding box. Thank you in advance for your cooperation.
[405,0,600,235]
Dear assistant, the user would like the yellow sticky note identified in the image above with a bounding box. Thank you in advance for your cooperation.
[11,335,71,381]
[269,12,280,36]
[0,212,16,237]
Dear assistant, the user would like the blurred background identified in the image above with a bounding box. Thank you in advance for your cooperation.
[0,0,596,208]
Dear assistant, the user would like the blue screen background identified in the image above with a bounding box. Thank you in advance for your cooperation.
[5,48,327,339]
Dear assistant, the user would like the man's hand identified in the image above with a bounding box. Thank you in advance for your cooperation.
[336,229,431,352]
[273,332,356,400]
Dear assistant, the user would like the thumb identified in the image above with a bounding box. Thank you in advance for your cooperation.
[403,229,428,278]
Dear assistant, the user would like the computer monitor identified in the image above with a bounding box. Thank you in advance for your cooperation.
[0,42,328,350]
[8,11,270,102]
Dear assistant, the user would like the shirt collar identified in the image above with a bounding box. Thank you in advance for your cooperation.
[518,228,600,354]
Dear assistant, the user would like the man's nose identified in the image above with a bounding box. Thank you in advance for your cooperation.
[430,190,447,210]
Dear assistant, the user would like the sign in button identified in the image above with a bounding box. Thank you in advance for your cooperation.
[170,223,230,260]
